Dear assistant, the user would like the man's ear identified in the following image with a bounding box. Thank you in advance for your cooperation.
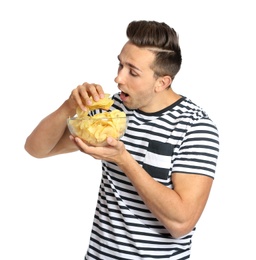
[155,75,172,92]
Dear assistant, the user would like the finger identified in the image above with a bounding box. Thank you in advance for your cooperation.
[78,83,93,107]
[74,136,92,152]
[75,138,102,160]
[69,135,84,150]
[86,83,105,101]
[70,87,86,111]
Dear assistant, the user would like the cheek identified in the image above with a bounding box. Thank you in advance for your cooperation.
[128,74,156,96]
[133,88,153,104]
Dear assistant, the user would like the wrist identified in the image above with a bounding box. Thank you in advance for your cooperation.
[61,99,77,118]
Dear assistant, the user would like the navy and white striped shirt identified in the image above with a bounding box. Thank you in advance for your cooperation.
[85,93,219,259]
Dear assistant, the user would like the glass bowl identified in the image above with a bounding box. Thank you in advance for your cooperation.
[67,114,127,147]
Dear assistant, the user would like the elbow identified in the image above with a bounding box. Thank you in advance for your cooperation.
[24,141,46,159]
[166,221,195,239]
[24,145,41,159]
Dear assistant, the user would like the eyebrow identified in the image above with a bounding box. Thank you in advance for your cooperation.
[117,55,142,72]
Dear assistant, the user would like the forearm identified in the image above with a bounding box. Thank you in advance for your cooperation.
[118,151,204,238]
[118,153,182,231]
[24,100,77,158]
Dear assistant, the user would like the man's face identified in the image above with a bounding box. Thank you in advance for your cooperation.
[115,42,159,112]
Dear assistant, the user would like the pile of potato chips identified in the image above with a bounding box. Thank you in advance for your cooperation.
[68,94,127,146]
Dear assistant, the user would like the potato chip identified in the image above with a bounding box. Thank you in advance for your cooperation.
[76,94,114,118]
[87,94,114,110]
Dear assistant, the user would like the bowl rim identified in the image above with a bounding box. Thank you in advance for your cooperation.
[67,116,127,121]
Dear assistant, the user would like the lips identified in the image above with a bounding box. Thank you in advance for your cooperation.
[120,91,129,101]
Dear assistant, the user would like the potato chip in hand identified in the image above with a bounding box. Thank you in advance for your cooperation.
[76,94,114,118]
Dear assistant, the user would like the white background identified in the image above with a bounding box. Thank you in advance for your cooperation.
[1,0,255,259]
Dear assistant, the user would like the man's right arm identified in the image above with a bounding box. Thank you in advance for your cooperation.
[24,82,106,158]
[24,99,79,158]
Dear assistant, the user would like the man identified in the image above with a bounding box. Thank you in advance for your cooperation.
[25,20,219,259]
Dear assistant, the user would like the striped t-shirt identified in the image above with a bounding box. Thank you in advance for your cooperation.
[85,93,219,260]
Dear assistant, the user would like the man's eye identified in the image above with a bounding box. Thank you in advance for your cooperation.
[130,70,138,77]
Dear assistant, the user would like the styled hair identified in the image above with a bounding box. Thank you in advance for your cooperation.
[126,20,182,80]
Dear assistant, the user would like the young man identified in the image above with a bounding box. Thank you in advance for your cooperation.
[25,20,219,259]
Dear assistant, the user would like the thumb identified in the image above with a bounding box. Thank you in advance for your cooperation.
[106,137,117,146]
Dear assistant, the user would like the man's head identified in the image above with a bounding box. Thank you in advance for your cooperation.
[115,20,182,112]
[126,20,182,80]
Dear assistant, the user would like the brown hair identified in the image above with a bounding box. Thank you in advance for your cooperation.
[126,20,182,80]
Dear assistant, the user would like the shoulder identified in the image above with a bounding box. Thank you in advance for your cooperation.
[174,97,218,130]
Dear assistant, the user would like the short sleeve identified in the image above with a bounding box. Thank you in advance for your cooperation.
[172,117,219,178]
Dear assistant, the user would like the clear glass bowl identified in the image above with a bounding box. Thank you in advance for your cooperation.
[67,115,127,146]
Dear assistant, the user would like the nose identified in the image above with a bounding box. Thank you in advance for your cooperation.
[114,75,119,84]
[114,69,125,84]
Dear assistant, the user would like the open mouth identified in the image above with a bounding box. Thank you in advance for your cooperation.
[122,91,129,97]
[120,91,129,101]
